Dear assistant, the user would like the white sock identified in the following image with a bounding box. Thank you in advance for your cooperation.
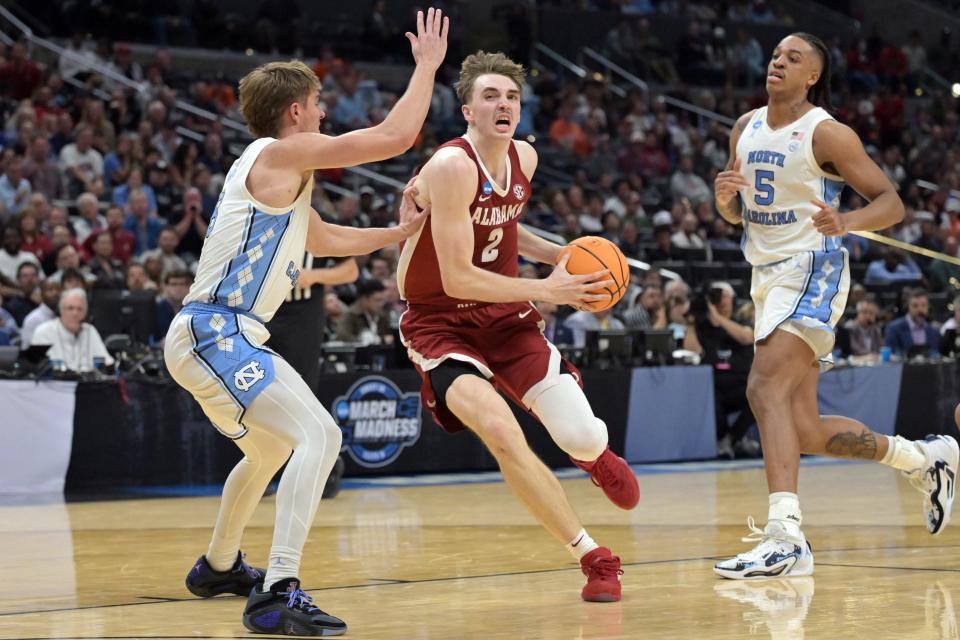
[880,435,926,474]
[263,545,302,591]
[567,529,599,559]
[768,492,802,539]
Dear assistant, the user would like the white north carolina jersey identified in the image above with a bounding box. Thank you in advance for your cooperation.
[184,137,313,323]
[737,106,845,265]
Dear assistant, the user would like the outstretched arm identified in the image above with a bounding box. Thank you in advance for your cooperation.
[297,258,359,288]
[306,181,428,257]
[266,9,449,171]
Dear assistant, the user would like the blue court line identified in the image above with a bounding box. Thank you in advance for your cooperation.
[123,456,859,497]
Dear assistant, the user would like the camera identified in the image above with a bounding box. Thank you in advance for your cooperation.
[689,282,726,320]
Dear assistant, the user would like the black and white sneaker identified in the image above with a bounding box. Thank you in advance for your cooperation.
[905,435,959,535]
[185,551,264,597]
[242,578,347,637]
[714,518,814,580]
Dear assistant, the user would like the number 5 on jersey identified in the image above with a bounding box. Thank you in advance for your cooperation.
[482,228,503,263]
[754,170,775,206]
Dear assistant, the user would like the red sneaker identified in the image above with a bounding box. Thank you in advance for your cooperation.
[580,547,623,602]
[571,447,640,510]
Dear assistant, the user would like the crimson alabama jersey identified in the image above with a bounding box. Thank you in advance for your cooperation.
[397,135,531,308]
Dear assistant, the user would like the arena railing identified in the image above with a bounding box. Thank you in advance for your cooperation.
[0,4,249,140]
[533,42,627,99]
[1,5,414,200]
[581,47,737,130]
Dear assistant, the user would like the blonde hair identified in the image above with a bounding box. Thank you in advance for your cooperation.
[454,51,525,104]
[239,60,320,138]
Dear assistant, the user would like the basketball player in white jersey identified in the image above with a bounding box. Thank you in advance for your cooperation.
[403,52,639,602]
[163,9,447,635]
[712,32,958,580]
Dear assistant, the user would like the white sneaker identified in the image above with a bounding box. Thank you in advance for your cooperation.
[714,518,814,580]
[905,435,959,535]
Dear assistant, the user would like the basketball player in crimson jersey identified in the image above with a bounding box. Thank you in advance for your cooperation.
[398,52,639,602]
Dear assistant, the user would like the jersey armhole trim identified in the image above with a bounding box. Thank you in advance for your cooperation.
[237,138,313,215]
[803,117,844,182]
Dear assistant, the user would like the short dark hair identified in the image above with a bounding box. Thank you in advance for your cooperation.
[60,268,85,287]
[164,269,193,284]
[16,261,38,278]
[908,288,929,301]
[356,278,386,298]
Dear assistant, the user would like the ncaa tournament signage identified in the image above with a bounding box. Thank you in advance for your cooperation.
[332,375,422,468]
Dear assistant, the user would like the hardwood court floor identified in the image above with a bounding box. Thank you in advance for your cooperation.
[2,459,959,640]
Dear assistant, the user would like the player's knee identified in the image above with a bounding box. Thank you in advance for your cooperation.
[746,370,780,413]
[320,414,343,451]
[259,445,294,470]
[476,414,527,460]
[532,374,607,460]
[793,415,823,453]
[555,418,608,462]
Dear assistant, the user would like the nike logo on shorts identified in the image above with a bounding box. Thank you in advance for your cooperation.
[519,309,532,319]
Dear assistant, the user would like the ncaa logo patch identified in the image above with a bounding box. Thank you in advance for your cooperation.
[482,181,494,196]
[787,141,799,153]
[333,376,422,468]
[513,184,525,200]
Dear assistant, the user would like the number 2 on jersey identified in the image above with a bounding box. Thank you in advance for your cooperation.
[754,170,775,206]
[481,228,503,263]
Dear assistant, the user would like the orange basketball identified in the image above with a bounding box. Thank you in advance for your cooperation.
[557,236,630,311]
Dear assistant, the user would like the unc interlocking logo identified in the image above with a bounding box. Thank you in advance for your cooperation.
[286,260,301,287]
[513,184,525,200]
[234,360,266,392]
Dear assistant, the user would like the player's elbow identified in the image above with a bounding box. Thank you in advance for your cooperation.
[382,127,418,156]
[890,198,905,225]
[439,269,470,299]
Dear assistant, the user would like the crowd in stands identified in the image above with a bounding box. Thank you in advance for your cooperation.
[0,2,959,381]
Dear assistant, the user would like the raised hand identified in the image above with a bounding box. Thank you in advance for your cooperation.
[811,198,846,236]
[405,8,449,71]
[715,157,750,206]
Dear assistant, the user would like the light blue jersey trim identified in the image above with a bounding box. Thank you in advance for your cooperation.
[210,203,255,304]
[821,176,845,252]
[210,205,293,312]
[791,249,845,326]
[185,313,248,439]
[186,308,276,434]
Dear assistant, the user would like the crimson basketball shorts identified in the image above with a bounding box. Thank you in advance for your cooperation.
[399,301,583,433]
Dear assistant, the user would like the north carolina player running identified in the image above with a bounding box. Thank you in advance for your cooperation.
[712,32,958,580]
[163,9,447,635]
[400,51,639,602]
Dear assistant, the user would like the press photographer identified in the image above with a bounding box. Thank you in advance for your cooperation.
[684,282,759,459]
